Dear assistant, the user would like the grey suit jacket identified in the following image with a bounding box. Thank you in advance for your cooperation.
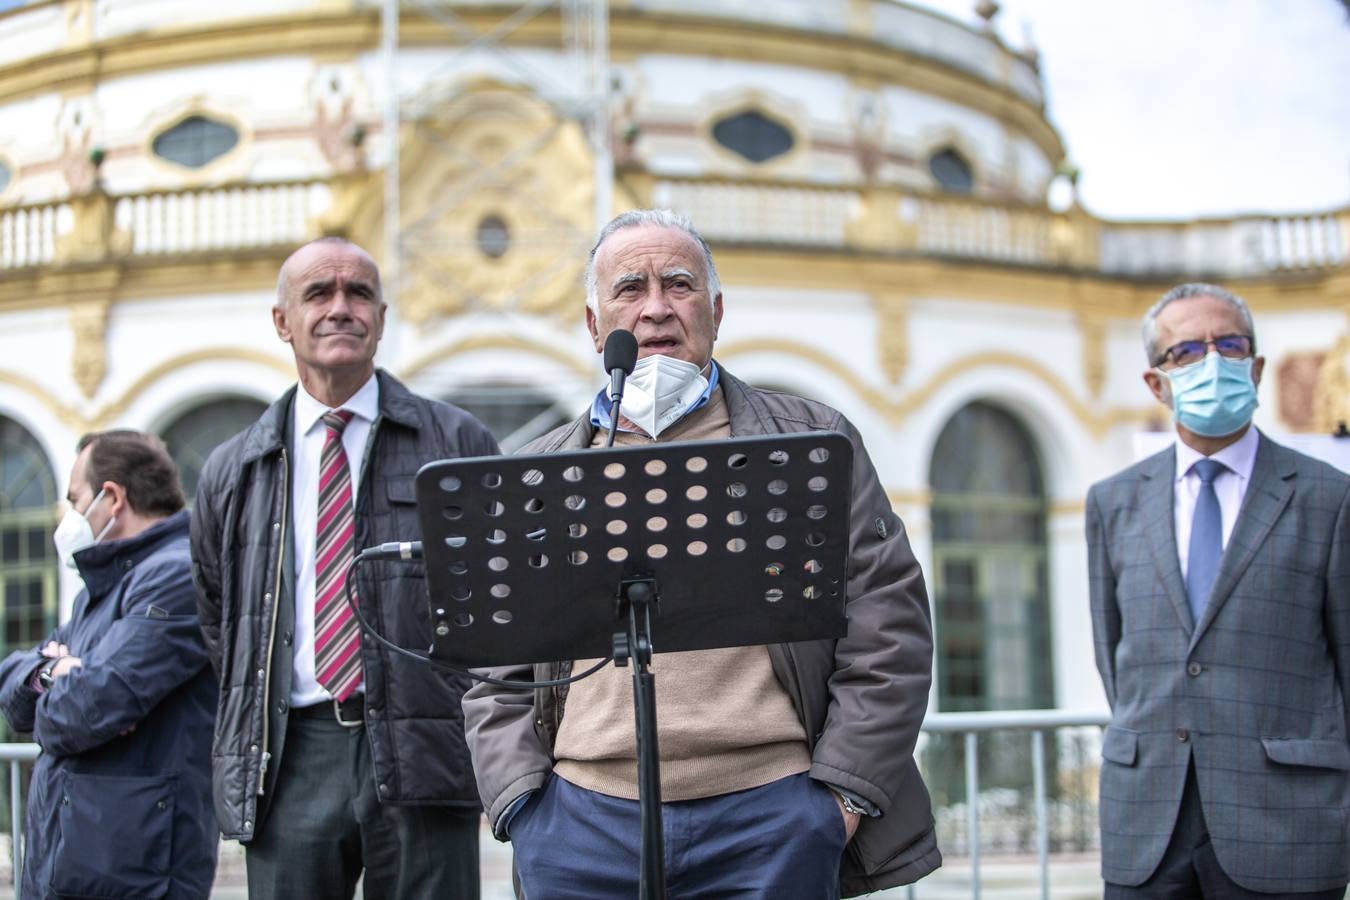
[1087,432,1350,893]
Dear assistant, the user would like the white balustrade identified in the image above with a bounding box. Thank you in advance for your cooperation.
[113,181,332,256]
[653,179,858,246]
[0,202,65,269]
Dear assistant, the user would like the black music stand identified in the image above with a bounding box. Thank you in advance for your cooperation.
[416,432,853,899]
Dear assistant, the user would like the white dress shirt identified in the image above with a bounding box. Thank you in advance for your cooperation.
[1173,425,1259,580]
[289,374,379,707]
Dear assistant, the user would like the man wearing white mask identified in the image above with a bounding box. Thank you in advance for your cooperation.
[463,209,940,898]
[0,430,218,899]
[1089,283,1350,898]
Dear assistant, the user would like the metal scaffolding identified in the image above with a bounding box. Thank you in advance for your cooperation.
[378,0,611,312]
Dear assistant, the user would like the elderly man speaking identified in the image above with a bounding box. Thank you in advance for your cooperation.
[463,209,940,898]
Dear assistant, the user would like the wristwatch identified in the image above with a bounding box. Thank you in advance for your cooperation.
[37,658,61,688]
[837,791,868,816]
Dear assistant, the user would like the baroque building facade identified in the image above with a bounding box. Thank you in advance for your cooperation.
[0,0,1347,735]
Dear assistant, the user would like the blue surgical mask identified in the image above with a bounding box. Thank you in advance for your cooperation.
[1160,351,1258,438]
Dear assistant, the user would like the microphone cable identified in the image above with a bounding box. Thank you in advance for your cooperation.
[340,554,613,689]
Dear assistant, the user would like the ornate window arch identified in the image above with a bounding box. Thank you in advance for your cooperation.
[160,397,267,501]
[0,415,60,732]
[443,385,572,453]
[929,400,1052,712]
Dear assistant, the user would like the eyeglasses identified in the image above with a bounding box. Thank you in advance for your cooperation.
[1154,334,1254,368]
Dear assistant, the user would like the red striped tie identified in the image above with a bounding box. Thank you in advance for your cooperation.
[314,409,361,702]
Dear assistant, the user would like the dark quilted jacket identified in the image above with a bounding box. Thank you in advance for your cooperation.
[190,369,500,840]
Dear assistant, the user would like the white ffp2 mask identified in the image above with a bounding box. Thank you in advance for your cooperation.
[53,488,115,570]
[619,355,709,438]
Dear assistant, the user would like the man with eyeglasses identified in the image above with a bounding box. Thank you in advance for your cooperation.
[1087,283,1350,898]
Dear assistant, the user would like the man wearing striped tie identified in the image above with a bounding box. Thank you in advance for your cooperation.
[191,237,500,899]
[1088,283,1350,898]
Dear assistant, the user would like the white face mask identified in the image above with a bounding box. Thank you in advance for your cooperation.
[53,488,115,570]
[619,354,709,438]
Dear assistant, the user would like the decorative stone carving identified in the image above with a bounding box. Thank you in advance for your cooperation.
[1314,332,1350,433]
[311,65,367,174]
[63,0,94,48]
[845,187,917,251]
[58,120,99,197]
[393,80,596,323]
[69,299,110,399]
[850,91,885,183]
[876,294,911,384]
[1078,312,1107,397]
[54,189,131,264]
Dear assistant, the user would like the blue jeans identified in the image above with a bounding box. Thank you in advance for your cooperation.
[511,772,847,899]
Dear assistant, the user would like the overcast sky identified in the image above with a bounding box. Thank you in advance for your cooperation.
[919,0,1350,221]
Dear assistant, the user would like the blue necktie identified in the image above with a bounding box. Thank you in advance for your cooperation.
[1186,458,1226,624]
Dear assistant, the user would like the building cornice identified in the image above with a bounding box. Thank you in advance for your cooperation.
[0,5,1065,166]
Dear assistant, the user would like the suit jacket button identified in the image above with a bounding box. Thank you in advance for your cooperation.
[1176,728,1190,743]
[1187,661,1202,676]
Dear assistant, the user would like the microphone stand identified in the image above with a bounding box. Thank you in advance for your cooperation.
[605,373,664,897]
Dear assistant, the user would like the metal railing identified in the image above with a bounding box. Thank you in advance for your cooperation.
[0,743,39,888]
[0,712,1110,895]
[915,709,1110,900]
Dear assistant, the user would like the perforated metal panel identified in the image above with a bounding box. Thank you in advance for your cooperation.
[416,432,852,667]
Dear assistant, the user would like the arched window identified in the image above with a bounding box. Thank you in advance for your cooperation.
[0,416,59,681]
[923,401,1054,822]
[929,401,1052,713]
[0,159,11,194]
[928,147,974,194]
[445,386,570,453]
[711,110,795,164]
[152,115,240,169]
[161,397,267,501]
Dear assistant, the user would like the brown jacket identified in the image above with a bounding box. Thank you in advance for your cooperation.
[461,367,940,895]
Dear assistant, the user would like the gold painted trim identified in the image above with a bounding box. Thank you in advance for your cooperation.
[90,347,294,429]
[398,334,594,384]
[2,347,293,434]
[0,369,82,429]
[886,488,933,509]
[1048,498,1086,516]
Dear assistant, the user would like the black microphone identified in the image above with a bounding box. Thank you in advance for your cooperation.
[604,329,638,403]
[357,541,423,562]
[603,330,638,449]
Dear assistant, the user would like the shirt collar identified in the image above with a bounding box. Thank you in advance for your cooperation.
[1173,424,1260,483]
[295,372,380,436]
[590,360,720,432]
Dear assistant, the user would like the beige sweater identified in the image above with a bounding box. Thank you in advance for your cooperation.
[551,384,811,801]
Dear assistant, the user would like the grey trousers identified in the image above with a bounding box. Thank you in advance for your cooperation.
[1105,763,1345,900]
[245,714,480,900]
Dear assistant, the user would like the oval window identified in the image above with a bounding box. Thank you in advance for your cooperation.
[711,110,794,164]
[929,148,974,194]
[153,115,240,169]
[476,214,511,259]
